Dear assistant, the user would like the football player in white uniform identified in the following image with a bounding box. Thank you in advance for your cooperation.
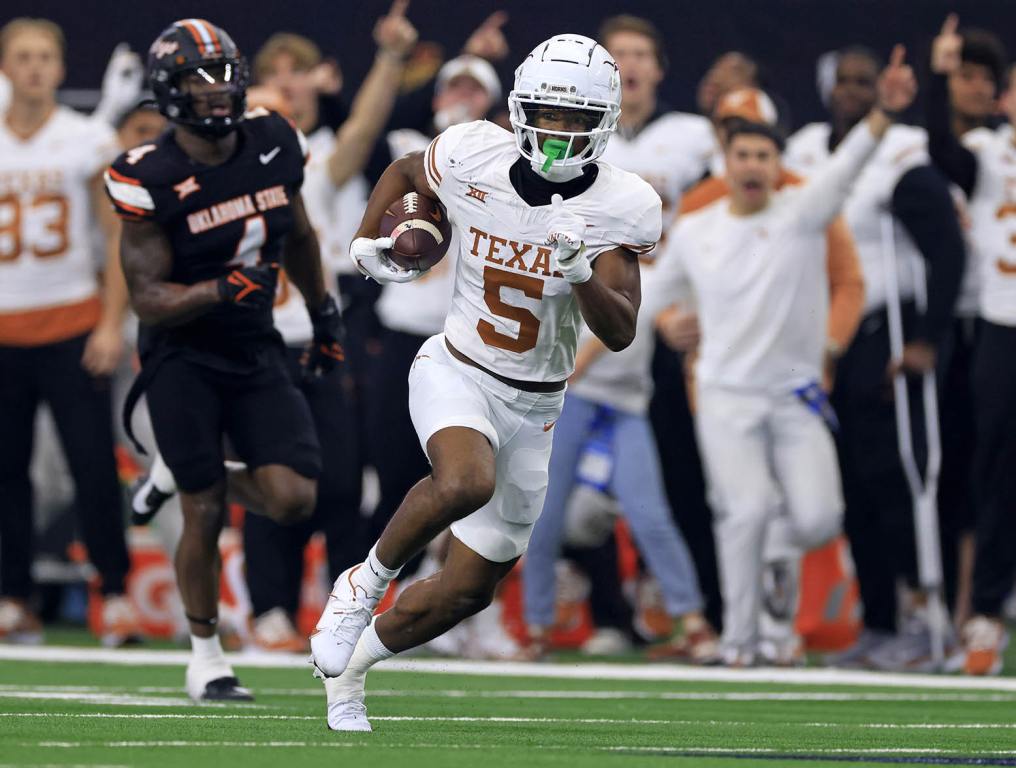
[927,16,1016,675]
[310,34,661,731]
[654,45,918,664]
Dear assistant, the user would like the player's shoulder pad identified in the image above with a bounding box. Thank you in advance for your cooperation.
[785,122,830,164]
[601,165,663,254]
[881,124,928,169]
[243,108,309,162]
[427,120,513,185]
[104,137,176,220]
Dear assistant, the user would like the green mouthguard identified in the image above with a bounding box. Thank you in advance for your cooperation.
[541,138,570,172]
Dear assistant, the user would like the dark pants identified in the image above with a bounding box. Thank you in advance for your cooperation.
[936,316,981,610]
[971,320,1016,616]
[0,334,130,598]
[649,339,723,631]
[832,306,924,633]
[243,347,362,617]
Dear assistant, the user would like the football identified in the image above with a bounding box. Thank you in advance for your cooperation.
[379,192,452,271]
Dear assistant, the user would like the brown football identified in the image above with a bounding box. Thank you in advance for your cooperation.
[379,192,452,271]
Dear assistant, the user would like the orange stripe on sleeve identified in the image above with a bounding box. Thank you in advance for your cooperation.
[427,135,442,185]
[825,215,865,351]
[107,167,141,186]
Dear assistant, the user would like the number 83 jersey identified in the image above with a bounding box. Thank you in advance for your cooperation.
[104,108,307,350]
[424,120,661,383]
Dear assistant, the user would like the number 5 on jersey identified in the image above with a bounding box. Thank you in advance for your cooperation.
[477,265,544,353]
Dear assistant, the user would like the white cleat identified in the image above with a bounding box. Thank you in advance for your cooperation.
[327,696,373,732]
[310,565,379,678]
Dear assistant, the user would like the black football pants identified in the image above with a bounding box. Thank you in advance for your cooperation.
[0,334,130,598]
[971,320,1016,616]
[243,346,361,618]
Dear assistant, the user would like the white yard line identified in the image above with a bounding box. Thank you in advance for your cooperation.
[2,645,1015,691]
[23,740,1016,757]
[4,711,1016,729]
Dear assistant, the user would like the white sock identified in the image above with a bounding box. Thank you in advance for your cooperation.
[150,453,177,494]
[324,618,394,703]
[190,634,232,677]
[351,544,402,596]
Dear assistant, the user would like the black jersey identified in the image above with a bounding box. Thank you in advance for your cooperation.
[105,107,307,361]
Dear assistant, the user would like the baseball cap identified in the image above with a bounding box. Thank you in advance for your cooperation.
[436,55,501,103]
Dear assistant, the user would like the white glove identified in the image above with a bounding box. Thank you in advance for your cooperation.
[547,193,592,284]
[349,236,424,284]
[92,44,145,126]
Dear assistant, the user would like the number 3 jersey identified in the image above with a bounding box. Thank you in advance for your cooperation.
[0,106,119,346]
[104,108,307,355]
[423,120,661,383]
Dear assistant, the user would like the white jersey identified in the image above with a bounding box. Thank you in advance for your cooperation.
[600,110,716,222]
[272,124,360,345]
[658,121,879,392]
[376,128,457,337]
[785,123,928,315]
[423,120,661,383]
[0,106,119,346]
[961,126,1016,326]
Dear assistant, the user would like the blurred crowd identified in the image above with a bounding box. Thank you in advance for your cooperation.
[0,6,1014,675]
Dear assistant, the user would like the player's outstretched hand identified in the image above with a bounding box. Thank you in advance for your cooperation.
[217,263,279,309]
[93,43,145,125]
[547,194,592,284]
[877,45,918,115]
[931,14,963,75]
[349,236,423,284]
[374,0,418,60]
[463,11,510,61]
[302,293,346,379]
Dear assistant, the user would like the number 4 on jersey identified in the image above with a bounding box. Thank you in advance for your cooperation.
[234,215,266,267]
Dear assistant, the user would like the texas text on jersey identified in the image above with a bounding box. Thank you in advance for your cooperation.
[105,107,309,355]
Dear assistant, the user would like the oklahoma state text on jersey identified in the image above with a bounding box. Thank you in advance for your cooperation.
[104,108,308,353]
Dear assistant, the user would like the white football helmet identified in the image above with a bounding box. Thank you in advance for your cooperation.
[508,34,621,174]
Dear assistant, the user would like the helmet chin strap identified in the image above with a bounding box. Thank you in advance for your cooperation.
[531,137,585,182]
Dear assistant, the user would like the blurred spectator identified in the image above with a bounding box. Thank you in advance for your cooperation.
[655,49,917,664]
[674,87,865,664]
[0,17,138,646]
[786,45,965,671]
[934,25,1008,632]
[926,15,1016,676]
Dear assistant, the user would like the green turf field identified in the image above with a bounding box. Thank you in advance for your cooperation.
[2,647,1016,768]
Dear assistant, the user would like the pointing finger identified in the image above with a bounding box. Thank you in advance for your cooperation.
[889,44,906,69]
[388,0,410,18]
[941,13,959,36]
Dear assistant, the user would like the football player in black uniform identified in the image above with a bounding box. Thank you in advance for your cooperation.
[106,19,343,702]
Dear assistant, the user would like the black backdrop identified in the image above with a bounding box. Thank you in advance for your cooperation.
[5,0,1015,127]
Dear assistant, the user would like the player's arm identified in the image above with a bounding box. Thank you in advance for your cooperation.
[283,192,346,376]
[282,192,327,310]
[572,247,641,352]
[120,220,221,327]
[83,172,128,374]
[326,0,417,189]
[349,151,434,283]
[926,14,979,196]
[803,45,917,229]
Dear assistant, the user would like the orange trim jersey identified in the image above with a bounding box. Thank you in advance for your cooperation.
[423,120,661,382]
[104,108,309,356]
[0,107,119,346]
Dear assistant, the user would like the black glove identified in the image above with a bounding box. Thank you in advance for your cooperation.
[217,263,278,309]
[302,293,346,378]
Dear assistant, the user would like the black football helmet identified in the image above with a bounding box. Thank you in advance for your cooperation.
[148,19,249,137]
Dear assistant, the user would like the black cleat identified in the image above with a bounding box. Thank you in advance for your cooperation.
[198,676,254,702]
[130,475,174,526]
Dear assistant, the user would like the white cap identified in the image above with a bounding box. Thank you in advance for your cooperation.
[436,55,501,103]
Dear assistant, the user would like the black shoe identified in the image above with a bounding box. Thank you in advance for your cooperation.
[130,475,174,526]
[199,676,254,702]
